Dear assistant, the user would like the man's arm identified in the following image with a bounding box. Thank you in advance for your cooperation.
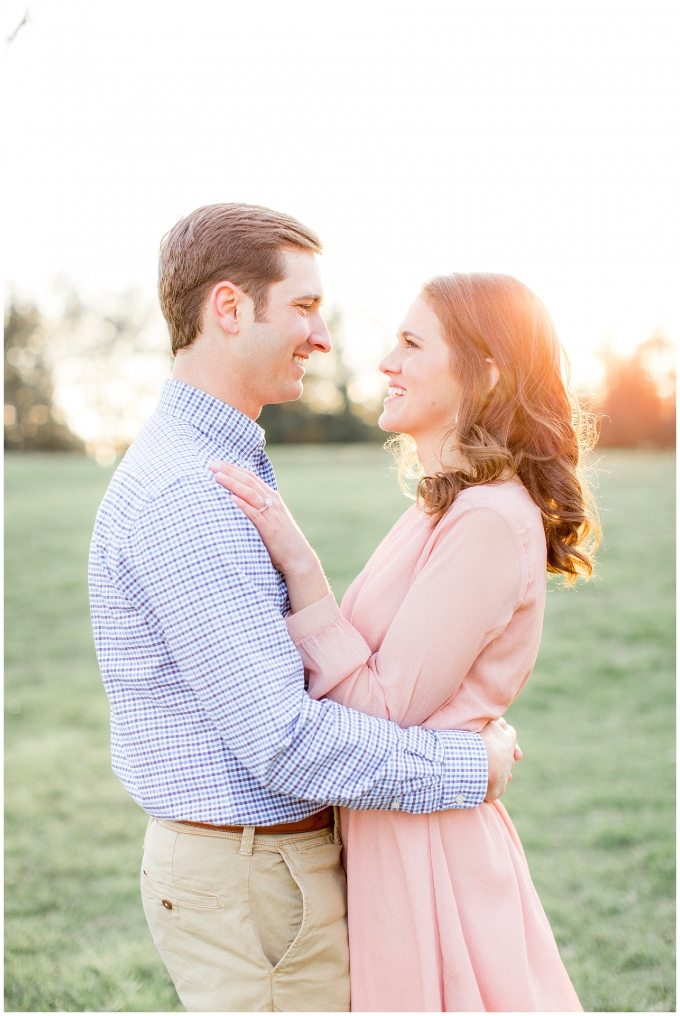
[116,474,514,811]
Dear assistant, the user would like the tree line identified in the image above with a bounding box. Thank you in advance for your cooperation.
[4,299,84,452]
[4,294,675,455]
[589,334,675,448]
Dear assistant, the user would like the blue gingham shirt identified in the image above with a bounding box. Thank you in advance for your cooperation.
[89,380,487,824]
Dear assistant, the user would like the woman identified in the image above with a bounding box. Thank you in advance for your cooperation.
[212,273,598,1012]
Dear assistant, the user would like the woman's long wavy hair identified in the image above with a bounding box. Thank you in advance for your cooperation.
[391,273,600,584]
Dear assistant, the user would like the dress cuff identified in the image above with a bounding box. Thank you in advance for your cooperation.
[285,591,342,644]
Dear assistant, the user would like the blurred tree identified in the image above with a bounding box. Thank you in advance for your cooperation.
[48,289,172,464]
[595,333,675,448]
[4,297,83,452]
[258,309,384,443]
[5,294,385,458]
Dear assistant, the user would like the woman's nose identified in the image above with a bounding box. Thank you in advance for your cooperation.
[379,350,400,375]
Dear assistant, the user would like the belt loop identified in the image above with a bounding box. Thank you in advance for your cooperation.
[333,806,341,845]
[239,826,255,856]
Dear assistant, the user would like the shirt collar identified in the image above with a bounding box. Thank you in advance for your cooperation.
[157,379,266,461]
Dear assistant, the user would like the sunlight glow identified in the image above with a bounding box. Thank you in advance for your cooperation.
[4,0,678,392]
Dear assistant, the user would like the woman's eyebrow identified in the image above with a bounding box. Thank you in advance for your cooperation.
[399,329,424,341]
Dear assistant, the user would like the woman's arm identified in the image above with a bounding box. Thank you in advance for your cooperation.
[287,505,528,729]
[211,463,527,730]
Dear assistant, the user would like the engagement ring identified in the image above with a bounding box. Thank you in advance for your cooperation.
[257,499,273,514]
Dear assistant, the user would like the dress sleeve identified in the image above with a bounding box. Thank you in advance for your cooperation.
[285,505,527,729]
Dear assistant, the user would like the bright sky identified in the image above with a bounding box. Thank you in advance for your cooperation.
[4,0,679,389]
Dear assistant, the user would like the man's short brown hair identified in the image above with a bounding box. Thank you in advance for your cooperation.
[158,203,323,353]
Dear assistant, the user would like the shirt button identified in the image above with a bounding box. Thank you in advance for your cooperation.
[162,899,173,910]
[390,799,400,810]
[455,793,466,805]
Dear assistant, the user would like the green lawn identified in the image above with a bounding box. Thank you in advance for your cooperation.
[4,447,675,1012]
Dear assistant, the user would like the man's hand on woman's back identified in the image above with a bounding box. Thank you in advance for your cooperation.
[480,717,522,802]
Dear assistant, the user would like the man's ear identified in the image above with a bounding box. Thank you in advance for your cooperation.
[486,357,501,393]
[209,281,242,336]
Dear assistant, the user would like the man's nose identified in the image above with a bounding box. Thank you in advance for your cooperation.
[309,315,332,354]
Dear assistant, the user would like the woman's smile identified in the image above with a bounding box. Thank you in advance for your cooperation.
[377,295,465,475]
[384,385,406,403]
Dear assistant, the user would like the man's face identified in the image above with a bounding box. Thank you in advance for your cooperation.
[239,249,331,411]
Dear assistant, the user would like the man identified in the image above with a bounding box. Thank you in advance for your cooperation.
[89,203,519,1012]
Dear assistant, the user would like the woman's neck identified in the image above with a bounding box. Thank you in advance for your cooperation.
[414,431,471,477]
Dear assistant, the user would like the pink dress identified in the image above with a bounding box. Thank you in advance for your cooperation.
[285,482,582,1013]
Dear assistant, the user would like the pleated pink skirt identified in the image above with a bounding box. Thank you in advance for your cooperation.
[341,801,582,1012]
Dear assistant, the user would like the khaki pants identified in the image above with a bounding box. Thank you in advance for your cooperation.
[141,816,350,1012]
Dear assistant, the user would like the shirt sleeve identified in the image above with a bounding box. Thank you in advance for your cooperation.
[113,473,488,812]
[286,505,527,730]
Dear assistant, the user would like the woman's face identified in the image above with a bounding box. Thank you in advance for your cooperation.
[378,295,462,445]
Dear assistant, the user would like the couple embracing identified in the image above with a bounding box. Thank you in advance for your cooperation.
[90,203,595,1012]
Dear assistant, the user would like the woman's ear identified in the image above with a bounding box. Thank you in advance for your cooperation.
[486,357,501,394]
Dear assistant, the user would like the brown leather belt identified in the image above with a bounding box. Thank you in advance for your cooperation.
[179,806,334,836]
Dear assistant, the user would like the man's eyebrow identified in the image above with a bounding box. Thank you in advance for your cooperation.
[292,293,323,303]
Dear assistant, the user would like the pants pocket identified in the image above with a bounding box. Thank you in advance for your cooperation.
[141,868,221,919]
[248,850,304,968]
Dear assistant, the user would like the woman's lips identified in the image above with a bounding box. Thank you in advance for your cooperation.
[384,386,406,403]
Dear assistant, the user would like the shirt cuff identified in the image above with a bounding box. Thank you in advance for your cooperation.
[285,591,342,644]
[437,729,488,809]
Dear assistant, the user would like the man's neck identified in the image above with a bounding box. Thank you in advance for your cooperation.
[172,351,261,421]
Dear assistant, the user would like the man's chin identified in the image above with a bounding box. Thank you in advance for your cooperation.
[265,381,304,407]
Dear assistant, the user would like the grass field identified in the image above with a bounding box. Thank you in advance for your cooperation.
[4,447,675,1012]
